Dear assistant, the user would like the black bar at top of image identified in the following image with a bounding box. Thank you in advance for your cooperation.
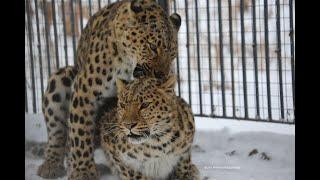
[70,0,77,63]
[276,0,284,120]
[51,0,60,69]
[184,0,192,105]
[228,0,236,117]
[61,0,69,66]
[194,0,203,114]
[206,0,214,115]
[173,0,181,97]
[42,0,52,75]
[289,0,295,114]
[34,0,45,98]
[218,0,226,116]
[251,0,260,118]
[26,0,37,113]
[264,0,272,120]
[240,0,248,118]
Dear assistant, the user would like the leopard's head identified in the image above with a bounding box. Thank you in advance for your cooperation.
[115,0,181,79]
[115,75,177,144]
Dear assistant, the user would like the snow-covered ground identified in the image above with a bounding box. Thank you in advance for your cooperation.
[25,114,295,180]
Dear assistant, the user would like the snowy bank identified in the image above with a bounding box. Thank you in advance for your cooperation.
[25,114,294,180]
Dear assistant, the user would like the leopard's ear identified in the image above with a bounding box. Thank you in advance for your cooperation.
[130,0,142,13]
[161,75,177,90]
[169,13,181,31]
[130,0,156,13]
[116,78,129,94]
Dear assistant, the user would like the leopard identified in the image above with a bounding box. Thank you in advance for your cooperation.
[99,75,200,180]
[37,0,181,179]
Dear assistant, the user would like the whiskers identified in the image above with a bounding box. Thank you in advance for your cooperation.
[132,126,151,139]
[110,131,122,143]
[150,122,180,142]
[141,128,151,139]
[151,122,168,135]
[102,124,125,143]
[103,124,119,135]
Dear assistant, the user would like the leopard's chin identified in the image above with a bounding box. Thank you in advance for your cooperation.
[128,137,147,144]
[127,133,148,144]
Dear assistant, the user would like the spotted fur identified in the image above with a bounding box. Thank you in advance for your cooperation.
[37,0,181,179]
[37,66,77,178]
[99,76,199,180]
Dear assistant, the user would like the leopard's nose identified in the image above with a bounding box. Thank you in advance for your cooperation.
[133,65,145,78]
[129,123,138,129]
[125,122,138,130]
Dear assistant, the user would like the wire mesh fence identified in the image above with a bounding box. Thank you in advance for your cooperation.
[25,0,295,124]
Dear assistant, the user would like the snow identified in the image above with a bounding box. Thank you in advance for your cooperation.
[25,114,295,180]
[193,130,294,180]
[195,116,294,135]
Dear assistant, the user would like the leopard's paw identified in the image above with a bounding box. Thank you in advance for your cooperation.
[37,160,66,179]
[68,168,99,180]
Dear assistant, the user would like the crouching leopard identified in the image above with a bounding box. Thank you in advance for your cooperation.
[37,0,181,179]
[99,75,200,180]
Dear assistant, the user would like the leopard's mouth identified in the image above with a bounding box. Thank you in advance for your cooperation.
[127,132,144,139]
[127,132,148,144]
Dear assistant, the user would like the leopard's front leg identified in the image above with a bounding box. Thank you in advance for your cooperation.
[67,74,100,180]
[173,153,200,180]
[108,151,151,180]
[101,133,151,180]
[119,168,152,180]
[105,153,151,180]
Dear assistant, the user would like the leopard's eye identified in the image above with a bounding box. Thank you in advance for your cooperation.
[140,102,151,110]
[149,43,157,54]
[119,103,126,108]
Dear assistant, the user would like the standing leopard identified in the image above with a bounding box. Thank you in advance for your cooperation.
[37,0,181,179]
[99,75,199,180]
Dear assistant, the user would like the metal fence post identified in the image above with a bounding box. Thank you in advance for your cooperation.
[158,0,168,14]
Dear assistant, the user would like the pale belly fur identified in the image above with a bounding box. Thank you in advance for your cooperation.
[121,153,180,179]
